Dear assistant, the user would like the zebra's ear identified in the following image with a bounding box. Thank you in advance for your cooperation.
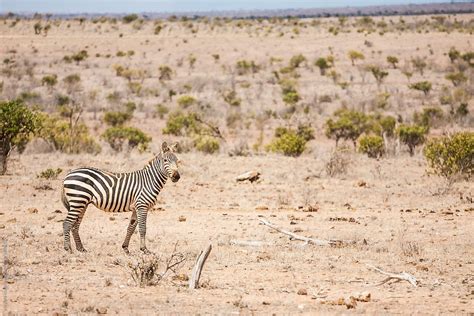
[161,141,170,153]
[169,142,179,152]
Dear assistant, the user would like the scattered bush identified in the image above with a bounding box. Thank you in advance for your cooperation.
[71,50,88,65]
[37,168,62,180]
[289,54,307,68]
[409,81,432,96]
[445,72,467,87]
[163,112,200,136]
[0,100,41,174]
[194,135,220,154]
[102,126,151,152]
[122,14,139,24]
[386,55,399,68]
[159,65,172,81]
[413,107,444,129]
[325,109,368,147]
[41,75,58,87]
[103,111,132,127]
[424,132,473,180]
[358,135,384,158]
[177,95,197,108]
[223,90,241,106]
[367,65,388,86]
[236,60,259,75]
[326,146,351,177]
[348,50,365,65]
[411,57,427,75]
[267,128,307,157]
[314,57,330,75]
[397,124,427,156]
[155,104,169,119]
[448,47,460,63]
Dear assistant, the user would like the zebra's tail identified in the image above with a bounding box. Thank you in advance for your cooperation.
[61,187,69,211]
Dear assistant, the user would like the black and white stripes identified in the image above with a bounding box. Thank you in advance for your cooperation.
[62,142,180,253]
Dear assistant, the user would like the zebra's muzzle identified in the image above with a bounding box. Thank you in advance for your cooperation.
[171,172,180,182]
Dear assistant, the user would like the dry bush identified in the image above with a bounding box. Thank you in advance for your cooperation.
[326,146,351,177]
[126,249,186,287]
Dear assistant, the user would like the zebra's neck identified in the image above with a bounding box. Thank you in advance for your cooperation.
[144,157,168,192]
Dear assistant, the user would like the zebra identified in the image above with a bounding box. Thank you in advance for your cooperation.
[61,142,180,254]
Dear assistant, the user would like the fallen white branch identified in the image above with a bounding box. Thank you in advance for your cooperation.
[189,244,212,289]
[258,218,342,247]
[229,239,273,247]
[366,264,418,287]
[236,171,261,183]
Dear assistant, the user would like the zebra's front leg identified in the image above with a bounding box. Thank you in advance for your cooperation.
[122,210,137,255]
[137,207,150,253]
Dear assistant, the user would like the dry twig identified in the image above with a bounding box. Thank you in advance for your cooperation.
[258,218,343,247]
[366,264,418,287]
[189,244,212,289]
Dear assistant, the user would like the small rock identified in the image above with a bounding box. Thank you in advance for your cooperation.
[7,218,16,223]
[54,209,62,213]
[178,216,186,222]
[109,217,115,221]
[28,208,39,214]
[47,216,56,221]
[297,288,308,296]
[357,180,367,187]
[255,206,269,211]
[0,224,5,229]
[262,301,270,305]
[96,307,108,314]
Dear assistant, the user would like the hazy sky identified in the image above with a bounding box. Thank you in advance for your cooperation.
[0,0,457,14]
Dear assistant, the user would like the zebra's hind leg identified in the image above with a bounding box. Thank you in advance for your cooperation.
[137,207,150,253]
[63,207,83,253]
[71,208,87,252]
[122,210,137,255]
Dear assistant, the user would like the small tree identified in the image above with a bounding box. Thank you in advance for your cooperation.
[177,95,197,108]
[448,47,460,63]
[386,56,399,68]
[33,22,42,35]
[358,135,384,158]
[409,81,432,96]
[314,57,330,75]
[289,54,307,68]
[424,132,473,180]
[325,109,368,147]
[367,65,388,87]
[159,65,172,81]
[348,50,365,66]
[0,100,41,174]
[411,57,427,76]
[445,72,467,87]
[102,126,151,152]
[267,129,307,157]
[41,75,58,88]
[71,50,88,65]
[397,124,427,156]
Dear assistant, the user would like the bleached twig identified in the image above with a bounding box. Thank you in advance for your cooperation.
[366,264,418,287]
[189,244,212,289]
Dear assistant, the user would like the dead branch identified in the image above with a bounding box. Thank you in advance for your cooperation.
[236,171,261,183]
[229,239,272,247]
[189,244,212,289]
[194,116,225,141]
[258,218,342,247]
[366,264,418,287]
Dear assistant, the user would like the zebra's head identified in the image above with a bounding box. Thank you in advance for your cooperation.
[161,142,180,182]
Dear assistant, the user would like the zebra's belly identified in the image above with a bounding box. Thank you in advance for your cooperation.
[93,200,135,213]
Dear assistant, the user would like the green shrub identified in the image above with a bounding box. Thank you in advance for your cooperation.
[358,135,384,158]
[0,100,41,174]
[367,65,388,86]
[348,50,365,65]
[194,135,220,154]
[39,114,100,154]
[177,95,197,108]
[448,47,460,63]
[289,54,307,68]
[37,168,62,180]
[413,107,444,129]
[71,50,88,65]
[63,74,81,85]
[445,72,467,87]
[386,55,399,68]
[41,75,58,87]
[236,60,259,75]
[267,129,307,157]
[102,126,151,152]
[159,65,172,81]
[378,116,396,137]
[155,104,169,119]
[411,57,427,75]
[424,132,473,180]
[409,81,432,96]
[223,90,241,106]
[123,14,139,24]
[163,112,200,136]
[314,57,330,75]
[103,111,132,126]
[397,124,427,156]
[282,91,300,105]
[325,109,369,147]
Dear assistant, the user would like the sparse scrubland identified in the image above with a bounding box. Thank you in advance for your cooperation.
[0,12,473,314]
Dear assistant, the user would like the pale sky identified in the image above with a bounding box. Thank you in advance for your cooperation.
[0,0,460,14]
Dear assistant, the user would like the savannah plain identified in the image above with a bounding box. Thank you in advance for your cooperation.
[0,12,473,314]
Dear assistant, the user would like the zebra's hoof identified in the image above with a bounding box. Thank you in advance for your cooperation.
[77,248,87,253]
[122,247,131,255]
[140,247,151,254]
[64,247,72,253]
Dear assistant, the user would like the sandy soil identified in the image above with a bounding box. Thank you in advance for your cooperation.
[0,14,473,314]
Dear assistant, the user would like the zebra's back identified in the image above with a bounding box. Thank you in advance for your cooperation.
[63,167,139,213]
